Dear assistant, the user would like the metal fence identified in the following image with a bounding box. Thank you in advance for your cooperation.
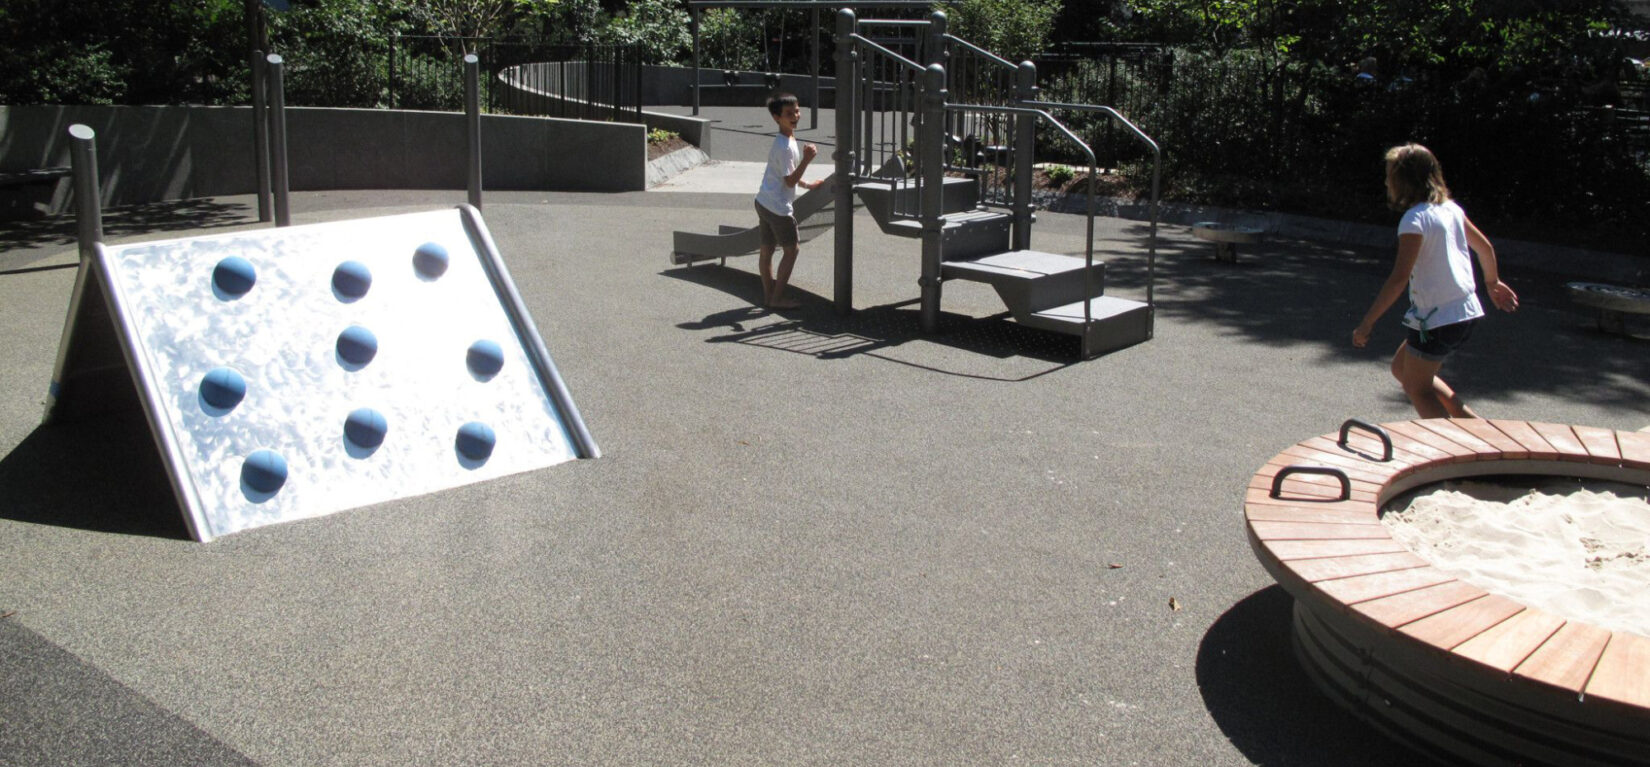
[388,35,644,122]
[1031,42,1650,232]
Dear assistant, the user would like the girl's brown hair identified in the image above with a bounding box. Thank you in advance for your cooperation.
[1384,143,1451,209]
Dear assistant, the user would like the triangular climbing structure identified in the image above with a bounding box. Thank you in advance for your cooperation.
[46,206,598,541]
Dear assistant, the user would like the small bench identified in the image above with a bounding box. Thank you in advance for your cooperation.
[1566,281,1650,335]
[1191,222,1262,263]
[0,166,72,220]
[0,166,71,189]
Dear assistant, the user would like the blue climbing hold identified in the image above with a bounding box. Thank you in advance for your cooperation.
[241,449,288,494]
[200,367,247,411]
[344,407,388,450]
[455,421,496,462]
[466,339,505,378]
[213,256,257,297]
[413,242,449,279]
[336,325,378,366]
[332,260,373,300]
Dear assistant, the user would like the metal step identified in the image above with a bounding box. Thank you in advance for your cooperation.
[941,250,1105,315]
[1021,296,1154,358]
[853,176,981,231]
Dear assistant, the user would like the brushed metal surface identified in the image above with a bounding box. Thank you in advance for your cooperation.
[99,209,578,540]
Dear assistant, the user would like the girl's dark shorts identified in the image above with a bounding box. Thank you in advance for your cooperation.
[754,201,800,250]
[1405,319,1476,361]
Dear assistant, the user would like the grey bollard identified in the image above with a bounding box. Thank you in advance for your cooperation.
[465,54,482,210]
[266,53,291,227]
[68,124,103,262]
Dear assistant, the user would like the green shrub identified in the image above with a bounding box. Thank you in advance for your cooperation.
[1044,163,1075,186]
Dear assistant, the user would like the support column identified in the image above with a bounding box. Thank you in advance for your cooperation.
[1013,61,1037,251]
[690,8,701,116]
[833,9,857,315]
[918,63,946,333]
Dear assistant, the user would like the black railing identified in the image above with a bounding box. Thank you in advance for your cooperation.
[389,35,644,122]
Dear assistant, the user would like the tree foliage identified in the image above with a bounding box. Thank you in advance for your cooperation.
[944,0,1063,63]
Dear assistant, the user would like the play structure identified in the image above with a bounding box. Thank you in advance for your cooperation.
[1247,418,1650,766]
[671,7,1161,359]
[42,54,596,541]
[671,174,837,265]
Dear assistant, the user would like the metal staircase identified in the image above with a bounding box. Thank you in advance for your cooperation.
[831,9,1161,359]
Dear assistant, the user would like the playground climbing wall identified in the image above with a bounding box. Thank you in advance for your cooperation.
[50,207,596,541]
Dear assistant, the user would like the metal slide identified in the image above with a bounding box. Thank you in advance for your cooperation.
[669,175,837,265]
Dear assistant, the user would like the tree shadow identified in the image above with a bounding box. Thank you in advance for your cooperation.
[1102,225,1650,411]
[0,198,253,271]
[1196,586,1446,766]
[662,263,1093,381]
[0,408,188,539]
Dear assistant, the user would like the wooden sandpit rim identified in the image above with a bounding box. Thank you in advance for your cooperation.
[1245,418,1650,713]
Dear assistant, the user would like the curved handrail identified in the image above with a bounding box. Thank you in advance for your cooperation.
[1020,99,1160,312]
[945,104,1101,333]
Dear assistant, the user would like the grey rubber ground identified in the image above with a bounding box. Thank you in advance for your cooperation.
[2,107,1647,766]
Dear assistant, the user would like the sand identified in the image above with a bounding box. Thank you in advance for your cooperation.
[1383,478,1650,639]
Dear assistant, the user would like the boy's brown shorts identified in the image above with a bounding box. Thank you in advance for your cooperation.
[754,201,800,250]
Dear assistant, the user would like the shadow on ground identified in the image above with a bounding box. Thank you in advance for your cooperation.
[663,264,1094,381]
[0,408,187,539]
[0,199,252,270]
[0,617,257,766]
[1105,224,1650,410]
[1197,586,1444,766]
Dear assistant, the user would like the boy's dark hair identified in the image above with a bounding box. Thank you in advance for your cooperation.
[1385,143,1451,209]
[766,92,799,117]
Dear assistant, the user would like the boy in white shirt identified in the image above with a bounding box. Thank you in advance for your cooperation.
[752,92,823,309]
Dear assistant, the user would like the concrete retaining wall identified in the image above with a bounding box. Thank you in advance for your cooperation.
[0,104,644,214]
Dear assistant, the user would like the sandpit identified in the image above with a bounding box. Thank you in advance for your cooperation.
[1245,418,1650,767]
[1384,478,1650,639]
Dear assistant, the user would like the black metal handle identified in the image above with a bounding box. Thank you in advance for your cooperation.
[1270,465,1351,501]
[1339,418,1393,462]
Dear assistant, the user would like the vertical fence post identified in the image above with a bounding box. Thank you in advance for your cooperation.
[266,53,291,227]
[68,125,102,263]
[389,32,399,109]
[465,54,483,211]
[833,9,857,315]
[810,7,820,131]
[691,8,701,117]
[251,49,272,223]
[1013,61,1037,251]
[918,63,947,333]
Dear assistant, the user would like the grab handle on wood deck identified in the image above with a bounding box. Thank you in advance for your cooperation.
[1270,465,1351,501]
[1338,419,1393,462]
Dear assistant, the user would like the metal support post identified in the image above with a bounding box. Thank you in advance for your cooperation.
[251,50,272,222]
[266,53,290,227]
[246,0,272,222]
[833,9,858,315]
[1012,61,1037,250]
[690,9,701,116]
[465,54,483,210]
[68,125,102,262]
[810,8,820,130]
[918,64,947,333]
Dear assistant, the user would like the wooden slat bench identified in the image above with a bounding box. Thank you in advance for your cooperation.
[1246,418,1650,766]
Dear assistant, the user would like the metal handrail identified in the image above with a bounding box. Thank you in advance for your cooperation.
[847,33,925,73]
[946,103,1101,331]
[1020,99,1160,311]
[943,34,1018,72]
